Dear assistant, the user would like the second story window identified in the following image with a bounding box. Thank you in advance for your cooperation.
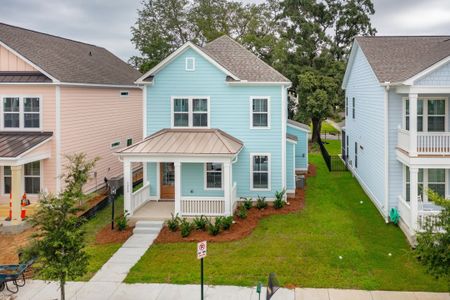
[172,97,209,128]
[2,96,41,130]
[251,97,270,128]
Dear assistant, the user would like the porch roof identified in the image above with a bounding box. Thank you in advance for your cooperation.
[0,131,53,158]
[118,128,243,156]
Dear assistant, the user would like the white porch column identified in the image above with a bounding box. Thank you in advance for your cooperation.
[174,161,181,215]
[223,162,231,216]
[409,93,418,157]
[11,165,24,225]
[410,167,419,231]
[123,160,132,215]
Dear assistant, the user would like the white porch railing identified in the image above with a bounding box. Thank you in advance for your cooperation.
[231,182,238,212]
[397,195,411,228]
[130,183,150,214]
[417,210,442,232]
[180,198,225,216]
[397,129,450,155]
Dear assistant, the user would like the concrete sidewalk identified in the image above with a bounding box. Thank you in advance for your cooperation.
[4,280,449,300]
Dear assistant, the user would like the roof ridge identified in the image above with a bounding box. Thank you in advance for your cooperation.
[0,22,101,48]
[214,129,234,154]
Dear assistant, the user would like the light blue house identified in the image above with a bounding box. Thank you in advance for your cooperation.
[342,36,450,241]
[118,36,309,218]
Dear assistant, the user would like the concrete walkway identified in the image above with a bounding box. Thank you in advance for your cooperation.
[89,221,163,283]
[5,280,449,300]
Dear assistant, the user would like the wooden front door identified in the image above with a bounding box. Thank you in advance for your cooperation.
[160,162,175,200]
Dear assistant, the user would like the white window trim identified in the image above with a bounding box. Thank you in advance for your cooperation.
[0,95,43,131]
[402,96,448,131]
[110,140,121,149]
[250,153,271,191]
[249,96,271,129]
[185,57,196,71]
[403,166,448,203]
[171,96,210,128]
[2,160,43,195]
[204,163,223,191]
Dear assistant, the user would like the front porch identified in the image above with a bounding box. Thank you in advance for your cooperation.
[118,129,243,219]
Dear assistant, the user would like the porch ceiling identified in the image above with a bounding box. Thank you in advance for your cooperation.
[118,128,243,156]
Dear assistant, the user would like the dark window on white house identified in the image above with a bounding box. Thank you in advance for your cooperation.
[352,97,355,119]
[354,142,358,168]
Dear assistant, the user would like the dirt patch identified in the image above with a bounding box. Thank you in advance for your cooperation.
[0,228,34,264]
[95,225,134,244]
[154,188,306,244]
[307,163,317,177]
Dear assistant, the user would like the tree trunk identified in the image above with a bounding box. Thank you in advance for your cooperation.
[60,278,65,300]
[311,117,322,144]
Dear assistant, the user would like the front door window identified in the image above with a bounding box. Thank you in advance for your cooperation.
[160,163,175,200]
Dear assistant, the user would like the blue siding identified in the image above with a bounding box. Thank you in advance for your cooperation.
[416,62,450,86]
[286,141,295,191]
[181,163,224,197]
[345,45,386,211]
[147,162,158,197]
[287,125,308,170]
[146,48,288,198]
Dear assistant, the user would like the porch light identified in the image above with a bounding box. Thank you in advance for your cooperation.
[107,176,121,230]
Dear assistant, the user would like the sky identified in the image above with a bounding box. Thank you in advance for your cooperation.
[1,0,449,62]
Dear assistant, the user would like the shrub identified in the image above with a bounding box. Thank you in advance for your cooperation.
[237,205,248,219]
[256,196,268,210]
[221,216,233,230]
[207,218,222,236]
[115,210,130,231]
[180,218,193,238]
[273,190,286,209]
[193,215,208,231]
[241,197,253,210]
[167,213,180,232]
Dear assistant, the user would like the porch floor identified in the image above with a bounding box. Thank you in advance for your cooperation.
[130,201,174,222]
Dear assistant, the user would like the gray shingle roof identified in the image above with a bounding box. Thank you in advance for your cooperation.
[355,36,450,83]
[201,36,290,83]
[0,23,141,86]
[0,132,53,158]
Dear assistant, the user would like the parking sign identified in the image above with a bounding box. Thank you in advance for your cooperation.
[197,241,207,259]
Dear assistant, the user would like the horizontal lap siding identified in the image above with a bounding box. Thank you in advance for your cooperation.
[61,87,142,193]
[0,85,56,202]
[345,47,386,209]
[388,91,403,209]
[416,62,450,86]
[147,48,283,198]
[181,163,224,197]
[287,126,308,169]
[286,142,295,191]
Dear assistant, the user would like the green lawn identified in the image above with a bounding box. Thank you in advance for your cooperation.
[321,121,339,134]
[323,140,342,155]
[124,155,447,291]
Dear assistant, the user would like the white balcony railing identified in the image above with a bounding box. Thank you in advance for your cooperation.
[417,210,442,232]
[130,182,150,213]
[397,129,450,155]
[397,195,443,233]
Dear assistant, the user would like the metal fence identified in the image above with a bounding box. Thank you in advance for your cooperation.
[318,140,347,172]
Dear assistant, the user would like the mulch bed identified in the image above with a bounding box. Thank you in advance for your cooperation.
[95,225,134,244]
[307,163,317,177]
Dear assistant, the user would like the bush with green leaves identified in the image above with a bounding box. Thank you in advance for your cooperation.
[193,215,208,231]
[256,196,268,210]
[180,218,193,238]
[273,190,286,209]
[207,218,222,236]
[167,213,180,232]
[115,210,130,231]
[237,205,248,219]
[241,197,253,210]
[221,216,233,230]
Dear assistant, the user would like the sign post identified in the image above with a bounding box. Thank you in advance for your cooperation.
[197,241,207,300]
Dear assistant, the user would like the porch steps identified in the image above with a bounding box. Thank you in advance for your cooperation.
[133,220,164,235]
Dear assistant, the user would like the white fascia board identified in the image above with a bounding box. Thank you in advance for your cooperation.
[341,40,359,90]
[0,40,59,83]
[135,42,240,84]
[287,123,310,133]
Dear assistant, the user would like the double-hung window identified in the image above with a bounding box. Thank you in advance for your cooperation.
[251,97,270,128]
[427,100,445,131]
[3,161,41,194]
[405,167,445,202]
[172,97,209,128]
[404,98,446,131]
[251,154,270,190]
[2,96,41,129]
[405,166,424,202]
[205,163,222,189]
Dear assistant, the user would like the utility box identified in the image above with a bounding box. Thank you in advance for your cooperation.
[296,175,306,189]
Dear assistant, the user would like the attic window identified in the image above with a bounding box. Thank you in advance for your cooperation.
[185,57,195,71]
[120,91,129,97]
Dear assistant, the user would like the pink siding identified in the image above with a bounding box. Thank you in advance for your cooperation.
[0,45,37,72]
[60,86,142,193]
[0,85,57,203]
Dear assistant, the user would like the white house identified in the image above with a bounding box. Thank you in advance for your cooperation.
[342,36,450,242]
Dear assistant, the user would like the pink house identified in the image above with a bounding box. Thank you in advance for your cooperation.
[0,23,142,223]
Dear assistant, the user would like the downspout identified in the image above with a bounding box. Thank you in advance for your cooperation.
[383,82,390,222]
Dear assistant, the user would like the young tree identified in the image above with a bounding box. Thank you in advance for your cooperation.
[415,191,450,279]
[23,153,99,300]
